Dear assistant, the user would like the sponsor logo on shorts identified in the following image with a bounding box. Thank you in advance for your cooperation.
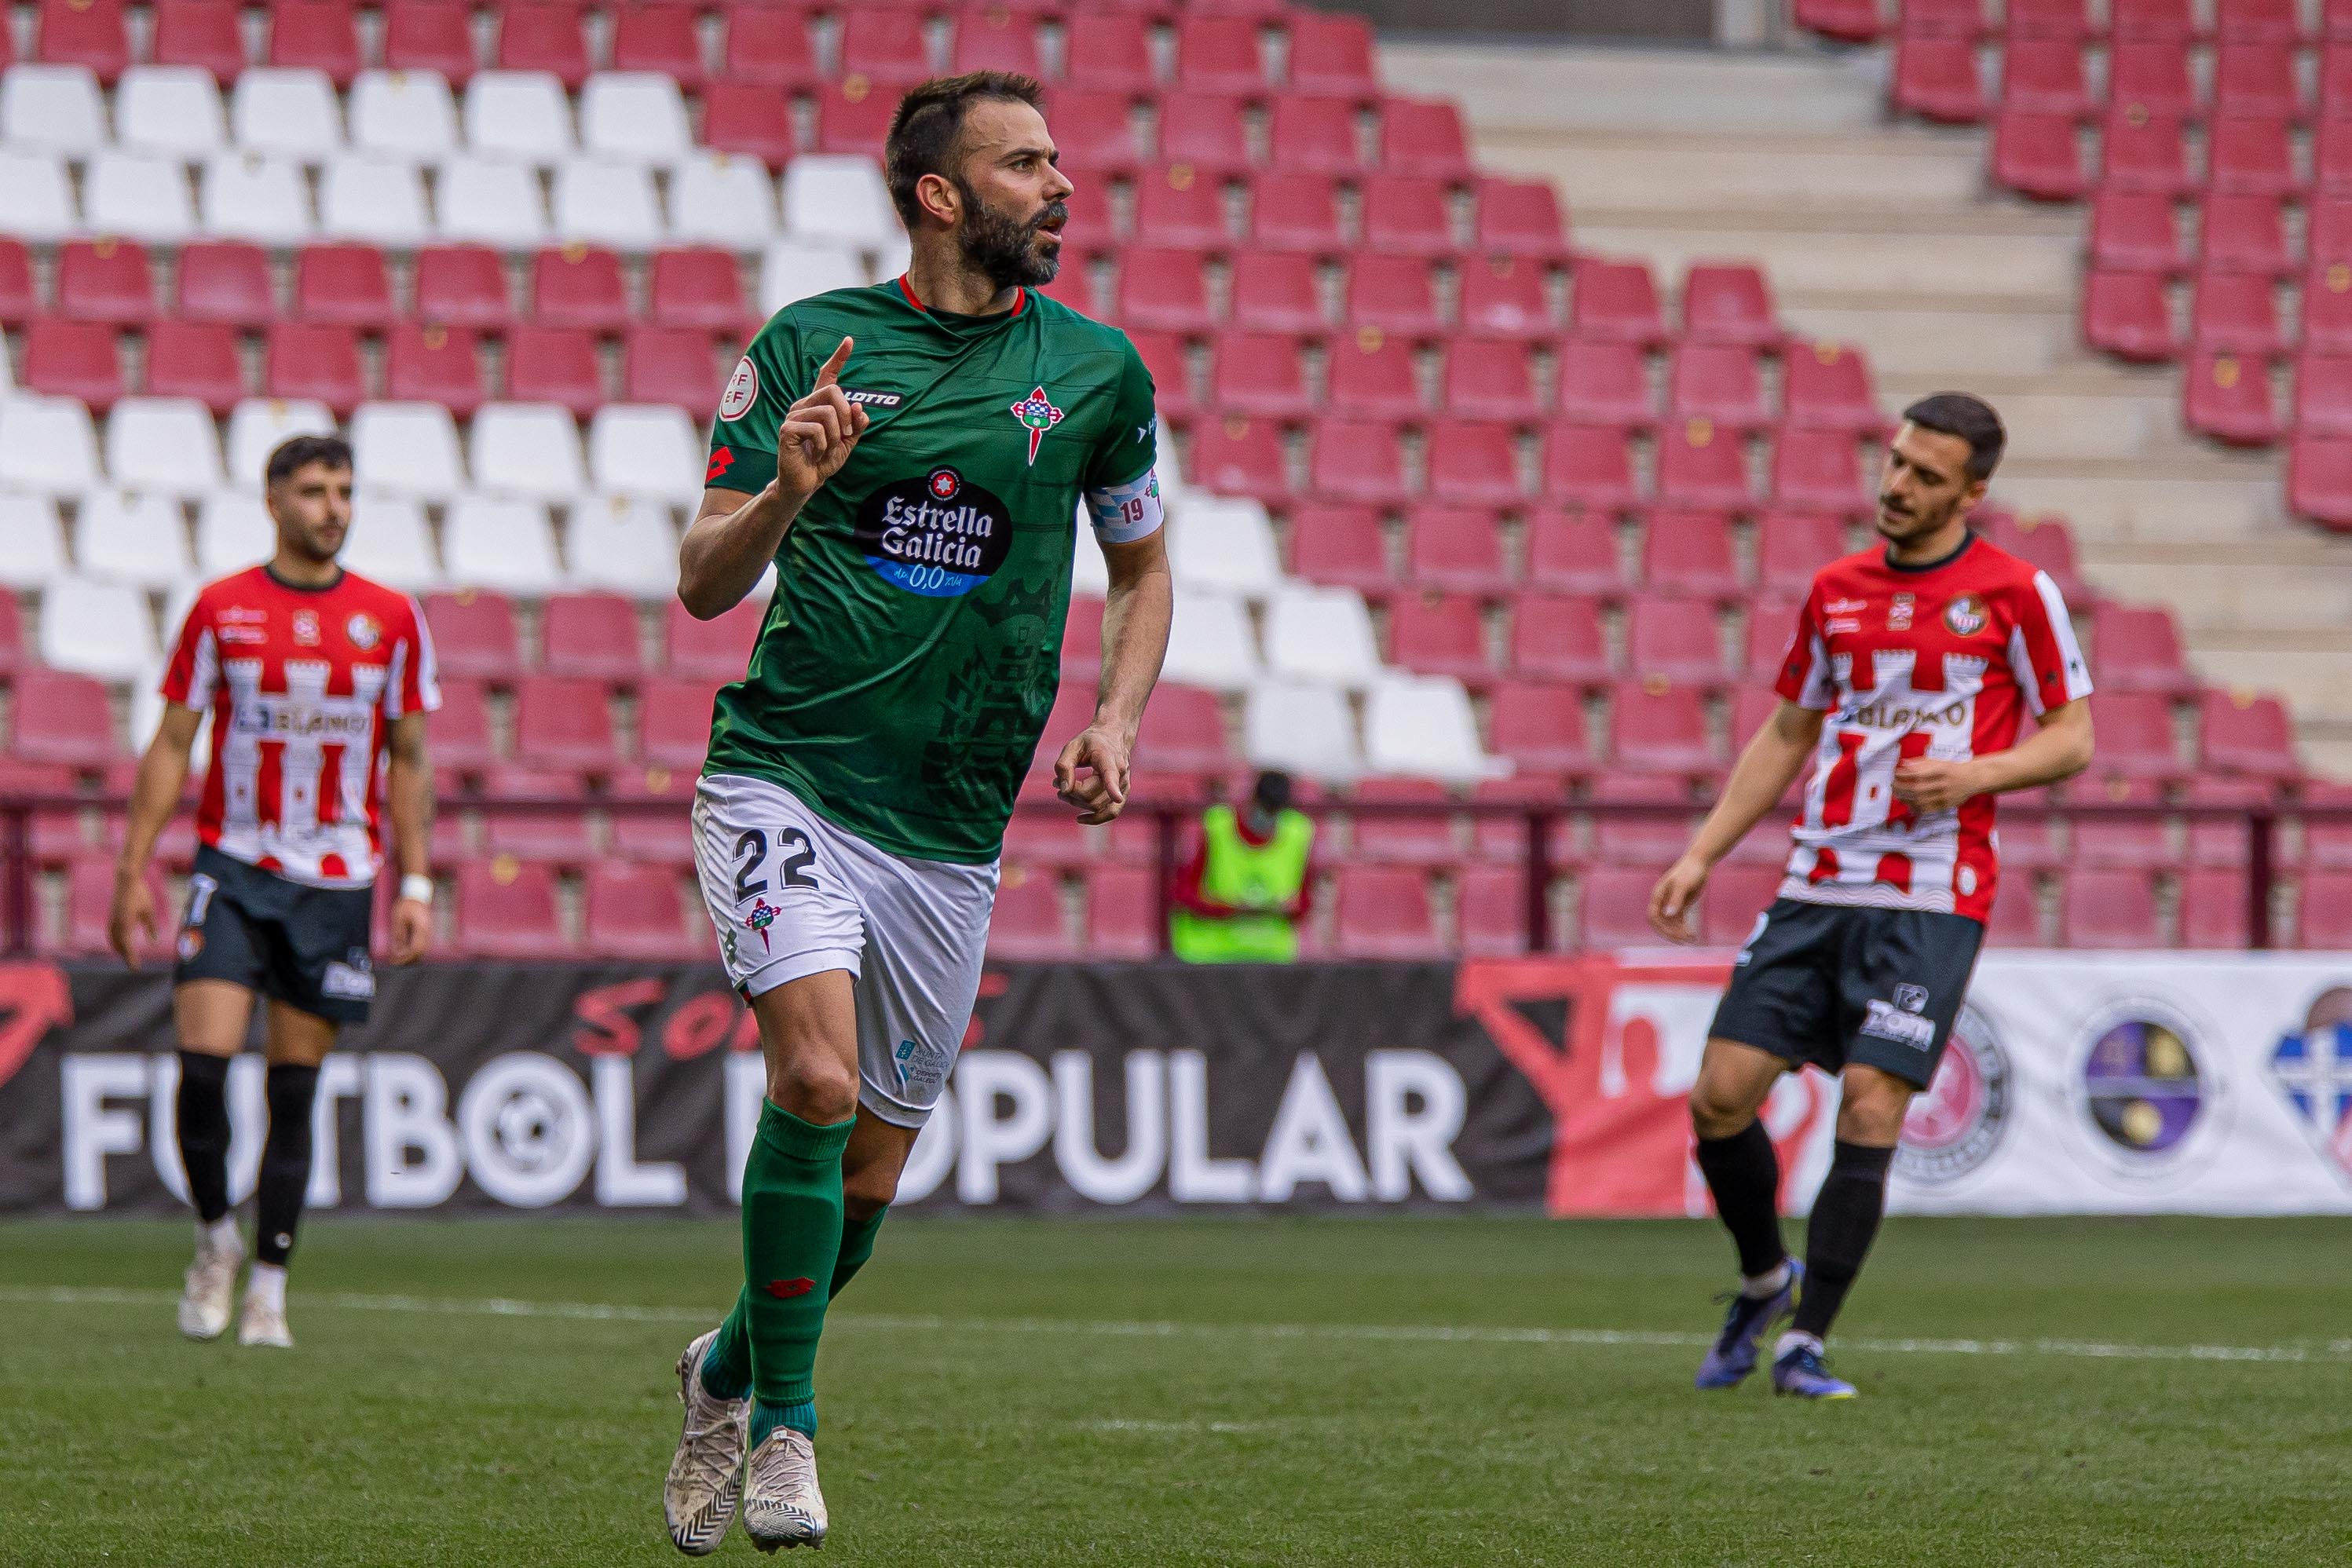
[346,612,381,651]
[744,897,777,953]
[2269,989,2352,1184]
[322,952,375,1000]
[894,1037,947,1100]
[719,356,759,421]
[852,468,1013,598]
[1860,982,1935,1051]
[843,388,902,408]
[1897,1001,2010,1185]
[1944,594,1988,636]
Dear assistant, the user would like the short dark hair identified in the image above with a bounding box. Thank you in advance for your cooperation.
[1900,393,2006,481]
[265,433,353,488]
[883,71,1047,228]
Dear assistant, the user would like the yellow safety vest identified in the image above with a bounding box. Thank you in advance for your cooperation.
[1168,805,1315,963]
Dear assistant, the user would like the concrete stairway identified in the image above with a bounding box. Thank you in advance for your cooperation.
[1381,41,2352,776]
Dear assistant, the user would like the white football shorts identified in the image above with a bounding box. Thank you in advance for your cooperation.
[691,772,999,1128]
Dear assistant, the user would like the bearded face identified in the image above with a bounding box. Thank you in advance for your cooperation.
[953,172,1068,290]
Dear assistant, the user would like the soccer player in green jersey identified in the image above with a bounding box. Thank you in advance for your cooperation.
[661,72,1173,1555]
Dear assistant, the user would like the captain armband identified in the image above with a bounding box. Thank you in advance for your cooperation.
[1083,467,1165,545]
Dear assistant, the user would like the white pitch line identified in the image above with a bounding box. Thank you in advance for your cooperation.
[5,1285,2350,1368]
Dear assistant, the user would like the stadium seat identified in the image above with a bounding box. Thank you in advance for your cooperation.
[1554,340,1655,429]
[465,70,573,163]
[1159,94,1253,176]
[2193,270,2286,355]
[23,320,123,413]
[0,492,68,590]
[2112,0,2198,45]
[1992,108,2090,199]
[1489,679,1597,773]
[1364,673,1498,782]
[1508,594,1612,685]
[1247,170,1346,255]
[2200,689,2298,777]
[1571,864,1658,951]
[1405,506,1511,594]
[1979,510,2090,603]
[759,240,867,318]
[1570,258,1667,345]
[1164,496,1284,601]
[527,244,627,333]
[2060,868,2163,947]
[589,405,702,506]
[1176,14,1267,94]
[1074,864,1154,960]
[1287,503,1391,595]
[1669,343,1769,430]
[433,156,546,247]
[261,322,362,417]
[150,0,245,84]
[341,494,439,589]
[2294,353,2352,436]
[195,491,270,577]
[540,591,644,685]
[1154,592,1258,693]
[624,327,722,414]
[2083,269,2181,361]
[1388,591,1491,682]
[422,589,524,681]
[836,9,932,89]
[1346,777,1460,868]
[1227,250,1326,333]
[383,2,477,86]
[0,239,34,328]
[2092,601,2197,693]
[2288,433,2352,526]
[552,159,662,250]
[1609,679,1713,773]
[1361,174,1457,258]
[1134,163,1232,250]
[34,0,130,81]
[452,859,568,958]
[1458,254,1555,341]
[1772,429,1871,510]
[1121,682,1226,786]
[812,83,895,160]
[605,2,703,88]
[986,866,1069,959]
[386,324,488,418]
[581,863,700,961]
[86,152,198,243]
[566,495,679,598]
[225,397,333,484]
[403,244,507,330]
[949,6,1043,75]
[1892,36,1985,122]
[2298,869,2352,947]
[495,5,589,92]
[2205,116,2298,199]
[472,403,587,502]
[580,73,693,167]
[1541,425,1644,514]
[57,240,155,327]
[203,149,315,244]
[1626,594,1731,685]
[1309,418,1412,505]
[1474,177,1571,261]
[1115,247,1214,334]
[2214,42,2300,118]
[2098,109,2193,197]
[104,397,224,496]
[2107,40,2198,119]
[1,63,107,155]
[1655,418,1752,509]
[2184,348,2281,445]
[1327,865,1440,958]
[1755,511,1847,597]
[1739,598,1801,678]
[1425,419,1523,506]
[444,497,565,594]
[2079,689,2181,779]
[13,667,118,768]
[2090,190,2187,276]
[1128,330,1195,423]
[699,79,797,169]
[1345,255,1443,337]
[2070,776,2171,867]
[1640,511,1742,598]
[78,489,196,586]
[496,325,598,418]
[268,2,361,88]
[2317,120,2352,197]
[294,241,395,328]
[724,5,821,91]
[1263,583,1383,688]
[349,400,465,501]
[0,393,101,495]
[41,575,156,679]
[1378,97,1473,181]
[173,242,273,332]
[1681,262,1779,348]
[2219,0,2301,42]
[1999,38,2095,118]
[512,673,618,774]
[229,67,341,158]
[1286,9,1378,97]
[666,595,765,682]
[1042,86,1140,177]
[634,674,718,771]
[347,73,458,166]
[1266,96,1363,178]
[1188,413,1289,501]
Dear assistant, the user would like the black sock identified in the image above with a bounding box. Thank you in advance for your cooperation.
[1792,1139,1895,1340]
[1694,1119,1787,1280]
[255,1063,321,1267]
[175,1051,233,1225]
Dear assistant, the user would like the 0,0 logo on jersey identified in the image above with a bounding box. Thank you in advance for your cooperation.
[853,468,1015,598]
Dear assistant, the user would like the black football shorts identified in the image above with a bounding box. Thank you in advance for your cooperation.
[173,845,378,1025]
[1708,897,1984,1089]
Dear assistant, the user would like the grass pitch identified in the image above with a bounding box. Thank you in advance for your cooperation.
[4,1214,2350,1566]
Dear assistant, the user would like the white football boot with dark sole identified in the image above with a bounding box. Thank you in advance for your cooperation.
[664,1331,749,1555]
[740,1426,827,1552]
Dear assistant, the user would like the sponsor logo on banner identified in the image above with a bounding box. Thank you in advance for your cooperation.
[1897,1001,2010,1185]
[2066,999,2229,1184]
[2267,987,2352,1182]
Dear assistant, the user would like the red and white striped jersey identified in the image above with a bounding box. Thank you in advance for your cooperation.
[160,566,440,889]
[1771,533,2091,922]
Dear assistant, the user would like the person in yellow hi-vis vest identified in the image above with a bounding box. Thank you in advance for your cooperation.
[1169,770,1318,963]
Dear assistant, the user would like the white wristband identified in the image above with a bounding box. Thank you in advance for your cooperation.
[398,874,435,906]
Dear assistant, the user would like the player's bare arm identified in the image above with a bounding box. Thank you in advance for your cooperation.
[383,710,434,964]
[107,702,203,966]
[1056,528,1172,826]
[678,336,871,620]
[1650,700,1826,944]
[1893,696,2094,814]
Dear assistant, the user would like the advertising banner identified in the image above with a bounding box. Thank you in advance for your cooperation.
[3,952,2350,1217]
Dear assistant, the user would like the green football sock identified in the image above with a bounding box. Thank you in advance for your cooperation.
[700,1288,753,1402]
[830,1206,887,1301]
[740,1100,856,1427]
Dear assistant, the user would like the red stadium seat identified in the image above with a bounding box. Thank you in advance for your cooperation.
[1570,258,1666,345]
[496,4,590,90]
[293,242,394,329]
[1176,14,1266,94]
[1132,682,1231,780]
[2219,0,2300,41]
[647,247,752,338]
[1458,254,1556,341]
[2175,866,2251,948]
[414,244,515,330]
[2111,0,2200,42]
[57,857,159,955]
[624,326,723,414]
[2092,601,2196,693]
[1474,177,1571,261]
[1609,679,1713,773]
[2205,115,2298,198]
[1655,418,1752,509]
[1348,777,1459,867]
[2000,38,2095,118]
[1157,94,1254,176]
[612,2,704,88]
[1116,247,1214,334]
[152,0,246,82]
[144,322,245,413]
[1554,339,1655,429]
[57,239,155,327]
[13,669,119,769]
[1287,11,1378,99]
[2083,689,2182,777]
[1457,865,1531,956]
[484,797,598,865]
[1266,96,1364,178]
[454,860,568,959]
[1044,86,1140,177]
[2060,868,2163,948]
[1542,426,1642,513]
[1740,597,1801,677]
[1796,0,1884,41]
[1063,13,1157,96]
[2090,190,2187,275]
[666,596,763,681]
[2325,42,2352,107]
[2107,40,2198,119]
[1780,342,1885,435]
[386,323,487,419]
[1668,343,1769,430]
[2083,269,2181,361]
[541,591,645,685]
[24,320,123,412]
[951,6,1044,75]
[1626,594,1732,685]
[1058,594,1104,685]
[1892,37,1986,122]
[2214,42,2301,117]
[505,325,605,418]
[2183,347,2282,444]
[814,82,895,159]
[1977,511,2090,603]
[2005,0,2095,41]
[2200,688,2298,776]
[1377,97,1474,181]
[0,240,35,328]
[1128,330,1194,422]
[1405,506,1511,593]
[269,0,362,86]
[723,7,821,92]
[986,866,1070,959]
[1360,175,1456,258]
[36,0,130,81]
[532,245,631,333]
[2289,433,2352,526]
[2299,869,2352,947]
[1083,864,1158,959]
[1578,864,1665,950]
[1344,255,1443,338]
[2317,119,2352,197]
[1523,509,1630,596]
[2206,193,2293,279]
[1991,109,2090,199]
[1189,413,1289,501]
[1287,503,1391,594]
[1488,679,1597,770]
[2294,353,2352,435]
[1004,810,1093,872]
[2099,109,2193,196]
[1981,873,2047,945]
[1904,0,1989,35]
[2312,199,2352,269]
[428,676,497,772]
[1248,170,1345,254]
[1309,418,1411,506]
[701,79,799,169]
[383,0,478,84]
[1772,429,1871,510]
[1702,861,1786,946]
[265,322,365,417]
[1425,418,1523,506]
[514,676,619,773]
[1468,772,1573,862]
[1228,250,1326,334]
[1507,594,1611,684]
[1755,511,1848,596]
[1681,263,1779,348]
[1388,590,1491,682]
[2071,776,2171,866]
[1134,164,1231,250]
[1333,865,1444,958]
[1210,331,1311,419]
[583,863,701,960]
[424,590,525,681]
[1641,510,1741,597]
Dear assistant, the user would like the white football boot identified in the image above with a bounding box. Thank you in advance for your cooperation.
[236,1291,294,1349]
[176,1227,243,1341]
[739,1426,827,1552]
[664,1331,750,1555]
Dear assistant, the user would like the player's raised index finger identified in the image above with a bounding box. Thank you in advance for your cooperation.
[814,336,854,388]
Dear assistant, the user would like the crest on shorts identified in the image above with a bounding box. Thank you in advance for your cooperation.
[744,896,777,952]
[1010,386,1063,466]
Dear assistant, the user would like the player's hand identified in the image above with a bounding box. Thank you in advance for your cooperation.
[1648,853,1709,945]
[107,867,158,967]
[1054,722,1132,825]
[1893,756,1981,815]
[774,336,870,502]
[390,897,433,966]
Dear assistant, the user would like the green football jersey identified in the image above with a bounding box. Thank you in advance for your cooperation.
[700,279,1160,864]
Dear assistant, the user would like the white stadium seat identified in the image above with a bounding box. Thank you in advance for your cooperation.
[349,402,466,499]
[40,576,160,682]
[0,494,72,589]
[434,155,550,247]
[341,494,441,590]
[781,155,899,252]
[0,394,104,496]
[587,404,701,504]
[551,158,664,248]
[759,240,867,315]
[443,497,565,594]
[470,403,587,501]
[201,152,315,244]
[105,397,226,497]
[1166,496,1283,601]
[115,67,229,161]
[224,399,336,488]
[0,151,75,243]
[875,232,913,280]
[231,68,343,159]
[195,492,276,577]
[76,491,196,589]
[670,153,780,247]
[1160,588,1261,692]
[579,72,692,166]
[1262,583,1383,689]
[1243,680,1363,782]
[320,153,432,245]
[564,495,680,597]
[1071,505,1110,597]
[349,69,458,160]
[86,152,199,243]
[464,71,574,163]
[1364,674,1508,783]
[1154,425,1187,505]
[0,64,108,156]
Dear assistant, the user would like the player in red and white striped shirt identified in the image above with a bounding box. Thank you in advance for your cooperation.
[1648,394,2096,1398]
[110,433,440,1351]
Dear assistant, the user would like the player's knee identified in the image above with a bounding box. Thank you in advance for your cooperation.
[842,1168,898,1224]
[1834,1071,1913,1145]
[766,1055,858,1125]
[1688,1079,1756,1141]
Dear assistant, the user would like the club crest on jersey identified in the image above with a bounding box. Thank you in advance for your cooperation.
[346,612,381,651]
[1944,594,1988,636]
[1889,592,1915,631]
[1011,385,1063,465]
[291,609,321,646]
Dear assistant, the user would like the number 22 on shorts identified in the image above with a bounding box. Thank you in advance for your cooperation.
[730,827,819,905]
